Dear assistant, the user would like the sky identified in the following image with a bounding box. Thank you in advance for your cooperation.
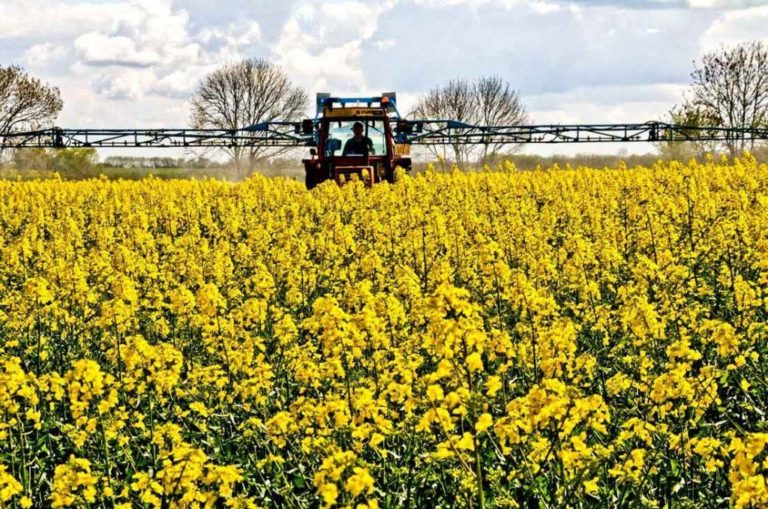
[2,0,768,157]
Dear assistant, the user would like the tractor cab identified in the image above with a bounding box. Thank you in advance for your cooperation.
[302,93,412,189]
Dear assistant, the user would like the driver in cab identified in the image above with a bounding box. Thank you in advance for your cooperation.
[342,121,374,156]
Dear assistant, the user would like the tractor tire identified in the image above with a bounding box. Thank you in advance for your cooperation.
[305,171,317,190]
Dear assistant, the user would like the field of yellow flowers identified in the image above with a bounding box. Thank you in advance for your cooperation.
[1,156,768,508]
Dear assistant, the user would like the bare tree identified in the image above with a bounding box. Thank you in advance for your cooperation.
[190,58,308,178]
[680,41,768,156]
[475,77,528,163]
[0,65,63,161]
[412,79,474,168]
[411,76,528,168]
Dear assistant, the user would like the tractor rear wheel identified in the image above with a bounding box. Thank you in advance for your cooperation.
[305,170,318,190]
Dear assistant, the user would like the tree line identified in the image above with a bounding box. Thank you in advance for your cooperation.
[2,41,768,178]
[102,156,225,169]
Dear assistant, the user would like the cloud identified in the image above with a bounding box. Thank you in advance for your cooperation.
[74,32,163,68]
[60,0,270,100]
[528,0,768,8]
[54,0,197,99]
[699,5,768,52]
[197,20,262,58]
[412,0,560,10]
[370,0,716,97]
[0,1,137,40]
[72,0,200,69]
[410,0,766,9]
[271,0,399,92]
[373,39,397,50]
[24,43,69,68]
[150,69,210,99]
[687,0,768,8]
[90,68,156,101]
[1,0,278,113]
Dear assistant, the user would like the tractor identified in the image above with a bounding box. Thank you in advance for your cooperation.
[302,93,412,189]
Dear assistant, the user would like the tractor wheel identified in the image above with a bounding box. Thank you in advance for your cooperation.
[305,171,317,190]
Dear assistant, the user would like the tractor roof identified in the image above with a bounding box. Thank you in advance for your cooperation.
[315,93,400,118]
[323,107,389,119]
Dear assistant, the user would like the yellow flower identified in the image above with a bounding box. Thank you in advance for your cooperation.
[426,384,444,402]
[51,456,98,508]
[0,465,22,502]
[740,379,751,392]
[456,432,475,451]
[318,482,338,507]
[369,433,386,450]
[465,352,483,372]
[344,467,375,498]
[583,477,599,494]
[189,401,210,418]
[486,375,502,397]
[475,413,493,433]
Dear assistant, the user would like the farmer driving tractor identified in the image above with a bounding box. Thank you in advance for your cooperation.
[342,121,375,156]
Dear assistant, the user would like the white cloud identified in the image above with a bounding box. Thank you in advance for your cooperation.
[411,0,561,12]
[272,0,399,91]
[72,0,200,69]
[0,1,136,40]
[197,20,262,58]
[150,68,214,99]
[531,1,562,14]
[699,5,768,52]
[687,0,768,8]
[373,39,397,50]
[74,32,163,67]
[91,68,157,101]
[0,0,277,144]
[63,0,268,100]
[24,43,69,68]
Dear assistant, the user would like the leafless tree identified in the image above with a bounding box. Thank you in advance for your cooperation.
[411,76,528,168]
[679,41,768,156]
[190,58,308,178]
[0,65,63,161]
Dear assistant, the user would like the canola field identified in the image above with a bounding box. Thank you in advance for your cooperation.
[1,158,768,508]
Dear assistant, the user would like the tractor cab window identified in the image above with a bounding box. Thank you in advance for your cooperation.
[326,120,386,157]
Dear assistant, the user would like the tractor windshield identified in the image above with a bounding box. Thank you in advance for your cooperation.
[326,120,386,157]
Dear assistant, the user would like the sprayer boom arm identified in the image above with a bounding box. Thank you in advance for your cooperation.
[402,121,768,145]
[0,124,311,149]
[2,122,768,149]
